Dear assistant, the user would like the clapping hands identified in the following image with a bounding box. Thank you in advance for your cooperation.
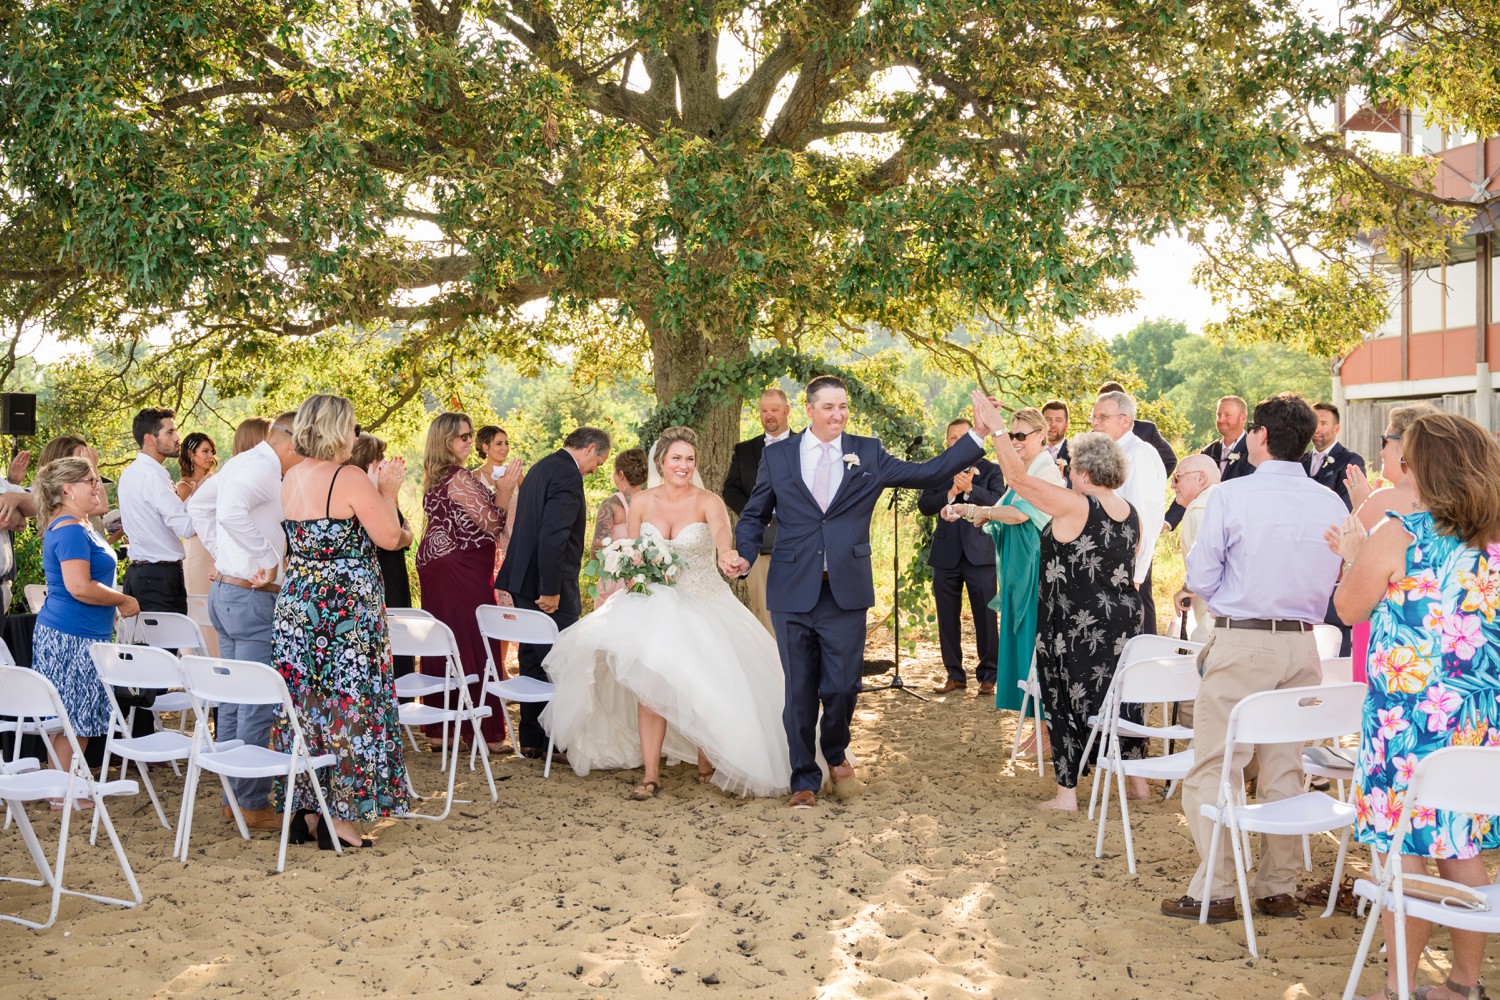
[375,456,406,499]
[970,390,1004,437]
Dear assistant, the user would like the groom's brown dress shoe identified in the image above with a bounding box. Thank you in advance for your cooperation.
[1160,895,1237,923]
[788,790,816,809]
[933,679,966,694]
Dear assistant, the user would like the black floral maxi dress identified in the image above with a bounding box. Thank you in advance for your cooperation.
[1035,495,1145,788]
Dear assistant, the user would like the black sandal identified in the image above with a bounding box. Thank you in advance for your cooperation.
[286,809,318,845]
[313,814,373,850]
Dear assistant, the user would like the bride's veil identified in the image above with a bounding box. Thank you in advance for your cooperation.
[646,436,706,489]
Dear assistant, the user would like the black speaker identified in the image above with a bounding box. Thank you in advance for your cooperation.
[0,393,36,436]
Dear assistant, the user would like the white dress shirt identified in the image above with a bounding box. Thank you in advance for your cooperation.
[117,452,195,562]
[1115,430,1167,585]
[186,441,285,582]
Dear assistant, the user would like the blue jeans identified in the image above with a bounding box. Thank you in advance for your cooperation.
[208,581,279,810]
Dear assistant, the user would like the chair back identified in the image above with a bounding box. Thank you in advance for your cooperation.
[387,615,461,660]
[0,663,67,722]
[1320,656,1355,685]
[1117,633,1203,671]
[178,655,290,708]
[1406,746,1500,818]
[475,605,560,645]
[1312,624,1343,660]
[134,612,209,653]
[1226,682,1365,749]
[23,584,46,614]
[1115,655,1200,706]
[90,643,186,690]
[0,637,14,666]
[387,606,435,619]
[186,595,213,629]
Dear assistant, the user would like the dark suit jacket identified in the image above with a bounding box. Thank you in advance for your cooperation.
[917,458,1005,568]
[735,431,983,613]
[722,434,779,554]
[494,449,586,615]
[1301,441,1366,510]
[1134,419,1178,477]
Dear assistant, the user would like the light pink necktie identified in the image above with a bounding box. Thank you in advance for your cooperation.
[1310,451,1324,477]
[813,442,835,510]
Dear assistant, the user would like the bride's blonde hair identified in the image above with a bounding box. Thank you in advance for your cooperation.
[651,426,697,476]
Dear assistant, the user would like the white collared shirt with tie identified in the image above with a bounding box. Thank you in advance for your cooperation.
[800,432,844,508]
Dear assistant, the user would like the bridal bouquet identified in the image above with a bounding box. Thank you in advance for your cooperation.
[584,536,684,600]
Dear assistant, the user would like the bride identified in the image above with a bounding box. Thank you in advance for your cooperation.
[540,426,792,799]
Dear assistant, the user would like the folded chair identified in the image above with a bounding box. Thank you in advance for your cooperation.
[1008,653,1047,776]
[1199,682,1365,957]
[475,605,561,776]
[174,656,340,871]
[1342,746,1500,1000]
[0,665,142,930]
[387,616,496,819]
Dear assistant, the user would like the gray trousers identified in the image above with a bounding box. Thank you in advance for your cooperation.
[208,581,279,810]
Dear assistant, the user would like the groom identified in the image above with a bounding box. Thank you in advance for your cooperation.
[722,376,1003,808]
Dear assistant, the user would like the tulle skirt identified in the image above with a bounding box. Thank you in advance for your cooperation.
[540,583,792,797]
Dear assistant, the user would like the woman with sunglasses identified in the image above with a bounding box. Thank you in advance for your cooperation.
[415,412,515,750]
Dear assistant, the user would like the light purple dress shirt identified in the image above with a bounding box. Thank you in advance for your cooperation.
[1184,460,1347,623]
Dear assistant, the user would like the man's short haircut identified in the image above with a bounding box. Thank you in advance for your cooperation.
[1251,392,1318,461]
[1217,395,1248,415]
[1041,399,1069,417]
[946,417,973,432]
[268,411,298,438]
[1097,390,1137,420]
[805,375,847,403]
[759,388,789,405]
[1312,401,1341,424]
[1097,380,1126,395]
[564,426,612,454]
[132,407,176,447]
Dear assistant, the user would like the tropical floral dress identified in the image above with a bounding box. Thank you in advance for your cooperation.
[1354,511,1500,857]
[1035,495,1144,788]
[271,506,413,821]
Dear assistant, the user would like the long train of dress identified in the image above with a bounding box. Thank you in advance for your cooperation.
[540,522,792,797]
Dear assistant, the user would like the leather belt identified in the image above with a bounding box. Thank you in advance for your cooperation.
[1214,616,1312,633]
[214,573,280,594]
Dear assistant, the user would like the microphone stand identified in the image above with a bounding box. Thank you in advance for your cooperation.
[861,434,928,701]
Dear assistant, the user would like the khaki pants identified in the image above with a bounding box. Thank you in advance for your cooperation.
[1182,627,1322,902]
[748,553,774,635]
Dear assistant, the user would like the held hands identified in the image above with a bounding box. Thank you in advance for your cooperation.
[969,390,1004,438]
[942,503,994,527]
[375,456,406,499]
[718,550,751,577]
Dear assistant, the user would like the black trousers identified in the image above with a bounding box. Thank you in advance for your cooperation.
[932,558,998,684]
[1140,565,1157,636]
[122,561,188,737]
[512,593,578,750]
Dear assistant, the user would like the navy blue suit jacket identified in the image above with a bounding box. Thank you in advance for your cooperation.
[735,431,984,613]
[917,458,1004,568]
[1302,441,1366,510]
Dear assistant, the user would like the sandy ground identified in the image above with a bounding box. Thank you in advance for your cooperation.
[2,624,1494,1000]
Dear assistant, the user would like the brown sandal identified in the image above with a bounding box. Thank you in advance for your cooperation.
[629,780,660,801]
[1414,981,1488,1000]
[697,767,715,785]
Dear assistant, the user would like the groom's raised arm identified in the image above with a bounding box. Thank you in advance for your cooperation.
[875,433,985,491]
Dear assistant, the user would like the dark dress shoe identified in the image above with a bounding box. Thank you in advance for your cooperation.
[1160,895,1237,923]
[933,679,967,694]
[1255,894,1301,917]
[977,682,996,696]
[788,790,817,809]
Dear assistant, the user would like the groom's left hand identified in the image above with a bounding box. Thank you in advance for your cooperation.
[719,551,751,577]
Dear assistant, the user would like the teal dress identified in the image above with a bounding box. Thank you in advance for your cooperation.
[983,451,1061,712]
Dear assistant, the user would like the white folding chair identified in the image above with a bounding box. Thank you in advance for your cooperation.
[1342,746,1500,1000]
[1083,633,1204,820]
[387,616,496,820]
[0,665,142,930]
[89,643,244,839]
[132,611,211,729]
[1199,682,1366,957]
[1313,624,1343,660]
[22,584,46,614]
[387,606,435,619]
[174,655,340,871]
[391,612,476,761]
[475,605,560,776]
[1093,654,1200,872]
[185,595,213,629]
[1008,652,1046,775]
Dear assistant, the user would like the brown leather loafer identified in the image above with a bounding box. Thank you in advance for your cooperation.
[1255,893,1301,917]
[788,790,816,810]
[1160,895,1237,924]
[977,682,996,696]
[933,679,967,694]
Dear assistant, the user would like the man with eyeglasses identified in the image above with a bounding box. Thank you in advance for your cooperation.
[1090,390,1168,634]
[1168,455,1221,643]
[186,414,302,831]
[918,417,1005,695]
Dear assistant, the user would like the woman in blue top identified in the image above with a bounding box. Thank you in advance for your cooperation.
[33,457,139,794]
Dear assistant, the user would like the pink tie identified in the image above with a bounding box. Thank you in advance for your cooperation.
[813,443,835,510]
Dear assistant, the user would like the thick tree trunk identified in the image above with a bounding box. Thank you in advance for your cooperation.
[645,316,748,499]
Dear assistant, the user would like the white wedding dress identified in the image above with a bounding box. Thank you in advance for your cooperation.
[539,521,792,796]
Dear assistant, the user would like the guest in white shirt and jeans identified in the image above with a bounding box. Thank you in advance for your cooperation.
[186,414,302,831]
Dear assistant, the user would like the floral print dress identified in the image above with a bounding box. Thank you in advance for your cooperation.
[1354,511,1500,857]
[272,505,413,820]
[1035,495,1144,788]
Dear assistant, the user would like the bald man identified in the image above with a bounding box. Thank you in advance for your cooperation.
[1169,454,1221,643]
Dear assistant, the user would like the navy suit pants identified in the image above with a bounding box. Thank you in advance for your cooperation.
[773,580,866,795]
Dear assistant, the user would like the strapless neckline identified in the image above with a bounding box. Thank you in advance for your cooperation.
[640,521,710,543]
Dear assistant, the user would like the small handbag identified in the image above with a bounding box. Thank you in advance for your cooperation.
[1399,873,1490,911]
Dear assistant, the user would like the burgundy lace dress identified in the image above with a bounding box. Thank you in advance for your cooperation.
[416,466,507,743]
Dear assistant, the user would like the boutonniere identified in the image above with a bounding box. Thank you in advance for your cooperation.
[842,453,860,468]
[1227,451,1242,463]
